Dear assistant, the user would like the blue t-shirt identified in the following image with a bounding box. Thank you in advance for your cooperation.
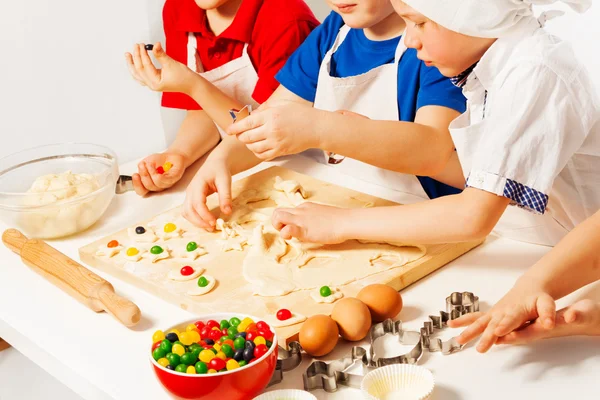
[276,11,466,199]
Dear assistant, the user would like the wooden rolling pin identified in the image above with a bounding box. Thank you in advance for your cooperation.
[2,229,141,327]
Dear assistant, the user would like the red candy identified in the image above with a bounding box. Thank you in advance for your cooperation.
[276,309,292,321]
[107,240,119,248]
[209,357,226,371]
[180,266,194,276]
[206,320,220,329]
[209,329,223,341]
[221,328,229,336]
[156,166,165,174]
[152,340,162,351]
[200,326,212,339]
[194,321,205,331]
[258,328,274,341]
[256,321,269,331]
[246,331,257,342]
[254,344,268,359]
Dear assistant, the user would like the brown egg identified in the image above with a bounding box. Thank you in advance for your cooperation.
[331,298,372,341]
[299,314,339,356]
[357,284,403,322]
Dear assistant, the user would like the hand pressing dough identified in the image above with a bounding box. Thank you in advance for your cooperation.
[127,226,158,243]
[95,244,123,258]
[311,287,344,304]
[243,225,426,296]
[168,267,205,281]
[187,275,217,296]
[267,312,307,328]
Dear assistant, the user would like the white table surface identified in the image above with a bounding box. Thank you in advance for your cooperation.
[1,155,599,400]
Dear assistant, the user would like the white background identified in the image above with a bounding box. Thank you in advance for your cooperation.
[0,1,599,399]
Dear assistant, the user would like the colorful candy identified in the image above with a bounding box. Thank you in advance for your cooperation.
[186,242,198,252]
[320,285,332,297]
[107,240,119,248]
[276,309,292,321]
[150,245,164,255]
[163,162,173,172]
[197,276,209,287]
[152,316,275,375]
[164,223,176,233]
[156,166,165,175]
[135,226,145,234]
[126,247,139,257]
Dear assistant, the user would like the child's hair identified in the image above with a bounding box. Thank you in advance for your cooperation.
[402,0,591,38]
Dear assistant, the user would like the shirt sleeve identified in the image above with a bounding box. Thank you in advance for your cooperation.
[417,63,467,113]
[160,0,201,110]
[465,64,591,214]
[252,19,318,104]
[275,11,343,103]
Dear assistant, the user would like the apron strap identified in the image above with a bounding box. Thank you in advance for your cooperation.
[329,25,352,55]
[394,31,408,64]
[187,32,204,73]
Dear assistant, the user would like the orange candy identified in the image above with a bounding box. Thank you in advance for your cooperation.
[107,240,119,248]
[245,323,257,333]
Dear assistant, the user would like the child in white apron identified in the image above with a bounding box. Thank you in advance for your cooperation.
[271,0,600,247]
[124,0,318,201]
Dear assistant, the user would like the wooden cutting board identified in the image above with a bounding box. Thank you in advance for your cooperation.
[79,166,482,347]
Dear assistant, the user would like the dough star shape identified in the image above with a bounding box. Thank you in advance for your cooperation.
[243,225,426,297]
[95,244,123,258]
[127,226,158,243]
[266,312,307,328]
[310,287,344,304]
[172,245,208,260]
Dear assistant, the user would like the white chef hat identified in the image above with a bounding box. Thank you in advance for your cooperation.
[402,0,592,38]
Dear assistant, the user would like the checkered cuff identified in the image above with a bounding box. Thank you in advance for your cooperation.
[466,170,549,215]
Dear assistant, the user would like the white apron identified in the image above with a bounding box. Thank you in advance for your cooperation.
[310,25,429,199]
[450,85,569,246]
[161,32,260,142]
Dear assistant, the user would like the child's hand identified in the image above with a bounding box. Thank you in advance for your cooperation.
[132,153,187,196]
[226,101,319,160]
[125,43,197,95]
[447,286,557,353]
[498,300,600,344]
[182,160,232,230]
[271,203,349,244]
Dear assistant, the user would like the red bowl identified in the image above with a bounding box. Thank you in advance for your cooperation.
[150,313,278,400]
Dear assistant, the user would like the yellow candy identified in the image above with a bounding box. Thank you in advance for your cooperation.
[126,247,139,257]
[168,329,181,336]
[164,223,177,233]
[152,330,165,343]
[163,162,173,172]
[238,317,254,333]
[226,359,240,371]
[188,330,201,343]
[208,369,217,374]
[157,358,170,368]
[199,350,215,363]
[254,336,266,346]
[216,351,227,361]
[172,344,185,356]
[186,366,196,374]
[179,332,194,346]
[213,343,221,352]
[186,324,199,332]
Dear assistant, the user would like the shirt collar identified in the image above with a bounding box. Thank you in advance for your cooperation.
[174,0,262,43]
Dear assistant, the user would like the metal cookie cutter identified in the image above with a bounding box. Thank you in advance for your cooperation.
[229,104,253,123]
[421,291,480,354]
[268,341,303,386]
[303,346,370,392]
[368,319,423,366]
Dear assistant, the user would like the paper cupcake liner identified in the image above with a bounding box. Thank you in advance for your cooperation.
[253,389,317,400]
[361,364,435,400]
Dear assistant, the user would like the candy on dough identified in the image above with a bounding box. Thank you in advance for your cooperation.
[243,225,426,297]
[168,267,205,281]
[187,275,217,296]
[95,244,123,258]
[171,245,208,260]
[156,225,183,240]
[127,226,158,243]
[310,287,344,304]
[266,312,307,328]
[124,247,146,262]
[142,247,170,263]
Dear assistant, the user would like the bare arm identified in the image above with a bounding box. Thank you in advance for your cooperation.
[168,110,221,168]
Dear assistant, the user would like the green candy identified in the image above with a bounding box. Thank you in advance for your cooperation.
[234,337,246,350]
[150,245,164,255]
[229,317,241,327]
[220,320,231,330]
[195,361,208,374]
[266,340,273,349]
[221,344,234,358]
[227,326,239,338]
[320,285,332,297]
[186,242,198,252]
[166,353,180,368]
[238,360,247,367]
[152,347,166,361]
[175,364,188,373]
[209,348,218,355]
[180,352,197,366]
[219,336,228,344]
[160,339,173,353]
[197,276,209,287]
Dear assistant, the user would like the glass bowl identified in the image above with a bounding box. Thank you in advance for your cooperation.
[0,143,119,239]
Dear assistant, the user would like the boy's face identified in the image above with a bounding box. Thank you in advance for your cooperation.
[391,0,495,77]
[326,0,396,29]
[194,0,234,10]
